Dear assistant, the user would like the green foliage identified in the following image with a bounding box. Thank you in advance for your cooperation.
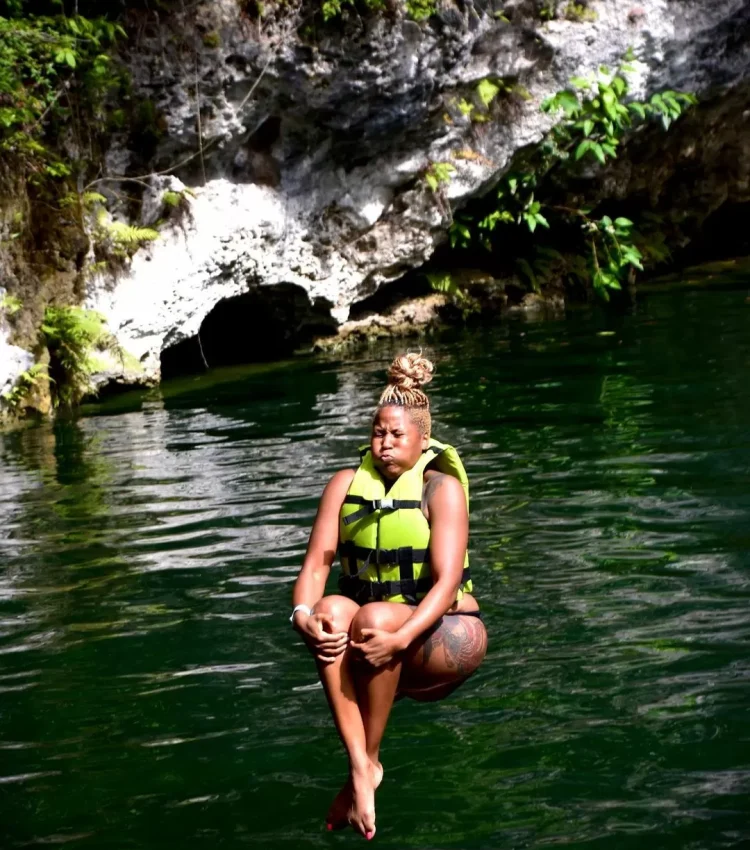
[426,271,466,301]
[0,11,125,171]
[1,362,46,410]
[541,64,697,165]
[477,79,502,108]
[59,190,106,210]
[0,5,129,318]
[0,292,23,314]
[163,190,182,208]
[424,162,455,192]
[450,171,547,248]
[450,58,698,298]
[157,186,195,231]
[41,305,119,408]
[162,187,195,209]
[587,215,642,296]
[454,78,520,123]
[202,31,221,48]
[563,2,597,22]
[299,0,436,22]
[405,0,436,21]
[537,0,557,20]
[320,0,384,21]
[425,271,479,319]
[92,214,159,261]
[107,222,160,246]
[537,0,596,21]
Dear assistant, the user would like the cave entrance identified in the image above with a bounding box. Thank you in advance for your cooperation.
[160,284,336,379]
[677,201,750,267]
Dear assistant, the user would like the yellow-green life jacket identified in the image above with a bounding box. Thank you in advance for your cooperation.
[338,438,473,605]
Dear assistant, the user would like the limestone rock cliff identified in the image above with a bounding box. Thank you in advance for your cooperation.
[4,0,750,398]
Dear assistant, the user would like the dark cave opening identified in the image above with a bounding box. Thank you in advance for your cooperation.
[348,271,433,321]
[676,201,750,267]
[160,284,337,379]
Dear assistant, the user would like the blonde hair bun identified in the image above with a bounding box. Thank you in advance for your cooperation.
[378,352,434,415]
[386,352,434,392]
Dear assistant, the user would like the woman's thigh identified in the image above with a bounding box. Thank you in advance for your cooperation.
[399,613,488,697]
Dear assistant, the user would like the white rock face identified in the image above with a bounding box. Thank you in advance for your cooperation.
[75,0,749,383]
[0,291,34,404]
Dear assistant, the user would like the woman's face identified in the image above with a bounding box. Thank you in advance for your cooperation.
[371,406,428,481]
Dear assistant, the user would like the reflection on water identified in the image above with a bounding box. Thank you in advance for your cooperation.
[1,288,749,849]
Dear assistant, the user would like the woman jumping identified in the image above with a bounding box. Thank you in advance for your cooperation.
[291,353,488,839]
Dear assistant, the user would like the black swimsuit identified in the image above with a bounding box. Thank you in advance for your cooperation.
[446,609,484,621]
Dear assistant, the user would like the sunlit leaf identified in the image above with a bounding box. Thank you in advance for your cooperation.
[477,78,501,108]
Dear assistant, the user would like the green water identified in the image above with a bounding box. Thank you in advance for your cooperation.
[1,288,749,849]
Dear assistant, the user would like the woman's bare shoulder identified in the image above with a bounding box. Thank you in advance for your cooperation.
[422,469,464,510]
[332,467,356,485]
[423,468,462,490]
[324,468,356,496]
[315,468,356,520]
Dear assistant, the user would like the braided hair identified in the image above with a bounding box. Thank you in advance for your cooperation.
[376,352,434,436]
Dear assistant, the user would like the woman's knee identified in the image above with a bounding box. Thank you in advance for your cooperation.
[312,594,359,633]
[351,602,409,640]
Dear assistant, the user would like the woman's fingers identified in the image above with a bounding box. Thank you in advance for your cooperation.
[315,630,348,647]
[315,612,335,632]
[317,640,348,652]
[313,632,349,662]
[311,616,347,639]
[350,643,378,664]
[316,644,347,662]
[308,617,347,644]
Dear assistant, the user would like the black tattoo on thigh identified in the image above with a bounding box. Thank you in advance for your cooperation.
[422,616,487,676]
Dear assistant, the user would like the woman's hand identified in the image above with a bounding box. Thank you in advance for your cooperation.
[351,629,406,668]
[296,612,349,663]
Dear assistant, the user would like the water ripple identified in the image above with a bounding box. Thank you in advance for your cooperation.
[1,289,749,848]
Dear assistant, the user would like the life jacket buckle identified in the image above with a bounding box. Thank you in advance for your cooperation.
[377,498,394,510]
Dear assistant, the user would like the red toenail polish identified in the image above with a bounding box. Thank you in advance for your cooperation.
[366,832,373,840]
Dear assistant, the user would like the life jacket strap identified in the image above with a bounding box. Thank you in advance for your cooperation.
[339,541,429,569]
[338,568,472,605]
[341,495,422,526]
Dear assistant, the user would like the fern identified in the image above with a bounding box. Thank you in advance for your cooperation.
[82,191,107,207]
[426,271,467,301]
[106,222,159,246]
[425,271,483,319]
[41,306,119,408]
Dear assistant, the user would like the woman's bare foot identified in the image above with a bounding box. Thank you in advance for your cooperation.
[349,763,376,839]
[326,760,382,833]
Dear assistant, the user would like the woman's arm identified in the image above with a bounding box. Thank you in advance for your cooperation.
[353,473,468,666]
[393,473,468,647]
[293,467,354,608]
[292,468,355,661]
